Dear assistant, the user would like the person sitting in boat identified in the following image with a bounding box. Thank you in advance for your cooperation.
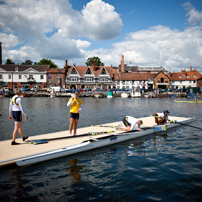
[153,110,170,125]
[119,116,143,131]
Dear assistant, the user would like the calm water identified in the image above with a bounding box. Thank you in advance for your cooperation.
[0,97,202,201]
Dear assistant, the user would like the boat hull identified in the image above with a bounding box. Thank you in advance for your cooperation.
[16,117,194,166]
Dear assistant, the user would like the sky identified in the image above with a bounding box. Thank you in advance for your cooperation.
[0,0,202,72]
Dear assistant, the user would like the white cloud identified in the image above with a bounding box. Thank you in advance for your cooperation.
[0,0,122,63]
[183,2,202,26]
[87,25,202,72]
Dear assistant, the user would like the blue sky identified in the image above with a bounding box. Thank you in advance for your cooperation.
[0,0,202,72]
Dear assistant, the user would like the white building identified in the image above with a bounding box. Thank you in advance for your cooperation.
[0,65,50,90]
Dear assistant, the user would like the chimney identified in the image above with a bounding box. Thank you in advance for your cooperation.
[121,55,124,72]
[0,42,2,65]
[45,64,47,71]
[190,66,192,71]
[93,59,96,71]
[65,59,68,67]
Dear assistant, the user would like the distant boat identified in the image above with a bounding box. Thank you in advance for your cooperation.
[169,94,177,98]
[187,93,197,99]
[107,91,113,98]
[131,91,141,98]
[121,92,129,98]
[144,93,154,98]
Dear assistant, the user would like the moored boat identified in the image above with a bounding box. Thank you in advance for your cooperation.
[121,92,129,98]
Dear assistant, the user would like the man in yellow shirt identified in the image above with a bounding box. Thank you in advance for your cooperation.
[67,91,83,136]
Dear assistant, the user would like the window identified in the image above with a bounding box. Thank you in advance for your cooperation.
[56,77,61,83]
[0,74,2,79]
[100,78,108,82]
[101,69,106,74]
[157,78,160,82]
[29,75,33,79]
[9,74,11,79]
[70,78,78,82]
[71,68,77,74]
[15,67,18,72]
[86,69,92,74]
[194,75,197,78]
[85,77,93,82]
[179,76,182,78]
[187,76,190,78]
[165,78,168,82]
[19,75,22,79]
[41,75,44,79]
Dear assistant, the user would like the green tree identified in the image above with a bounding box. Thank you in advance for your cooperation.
[85,56,104,66]
[21,60,33,65]
[37,58,58,68]
[5,59,15,64]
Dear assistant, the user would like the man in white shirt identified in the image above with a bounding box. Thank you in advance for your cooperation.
[9,89,28,145]
[153,110,170,125]
[120,116,143,131]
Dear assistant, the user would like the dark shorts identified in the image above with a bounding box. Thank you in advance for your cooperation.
[13,111,22,122]
[122,117,131,127]
[70,112,79,120]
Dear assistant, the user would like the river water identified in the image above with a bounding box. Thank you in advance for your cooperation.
[0,97,202,201]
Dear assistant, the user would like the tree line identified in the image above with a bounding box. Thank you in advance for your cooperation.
[5,56,104,69]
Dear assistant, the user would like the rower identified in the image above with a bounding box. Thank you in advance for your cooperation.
[118,116,143,132]
[153,110,170,126]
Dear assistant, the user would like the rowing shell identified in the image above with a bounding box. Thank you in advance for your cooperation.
[15,117,194,167]
[174,100,202,103]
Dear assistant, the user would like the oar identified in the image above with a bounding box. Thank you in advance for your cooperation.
[27,130,116,144]
[171,120,202,130]
[91,125,117,128]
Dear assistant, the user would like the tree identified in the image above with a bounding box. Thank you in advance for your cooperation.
[85,56,104,66]
[5,59,15,64]
[37,58,58,68]
[21,60,33,65]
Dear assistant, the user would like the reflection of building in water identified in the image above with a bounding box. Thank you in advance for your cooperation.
[66,159,84,183]
[10,170,28,201]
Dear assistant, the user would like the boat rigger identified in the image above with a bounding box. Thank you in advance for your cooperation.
[0,116,195,167]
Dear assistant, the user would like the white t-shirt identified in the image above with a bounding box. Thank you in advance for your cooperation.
[157,112,169,120]
[9,95,26,116]
[126,116,138,131]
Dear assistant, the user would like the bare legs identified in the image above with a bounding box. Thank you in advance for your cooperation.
[12,121,25,142]
[69,118,79,135]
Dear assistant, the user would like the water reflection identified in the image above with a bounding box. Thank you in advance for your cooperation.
[66,159,84,183]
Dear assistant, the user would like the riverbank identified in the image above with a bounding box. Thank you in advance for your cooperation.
[1,90,188,98]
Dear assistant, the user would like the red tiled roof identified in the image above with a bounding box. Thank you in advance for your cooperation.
[113,72,157,81]
[48,68,65,73]
[169,70,202,81]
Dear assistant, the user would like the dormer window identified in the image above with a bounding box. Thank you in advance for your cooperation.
[71,68,77,74]
[86,68,92,74]
[15,67,18,72]
[101,69,106,74]
[187,76,190,78]
[194,75,197,78]
[179,76,182,78]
